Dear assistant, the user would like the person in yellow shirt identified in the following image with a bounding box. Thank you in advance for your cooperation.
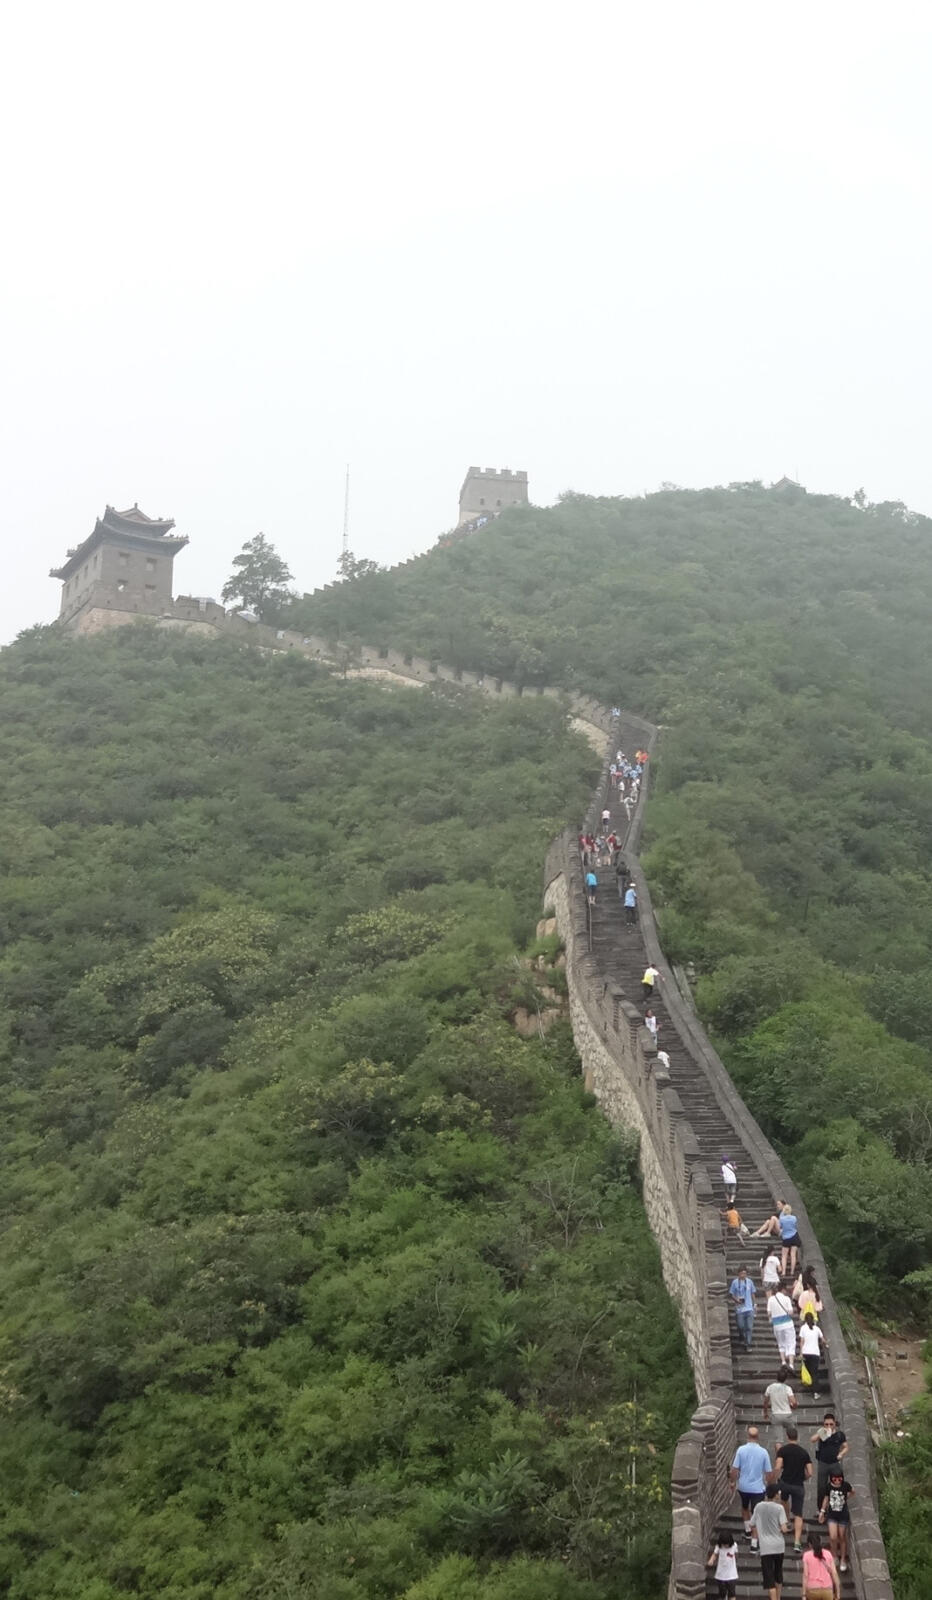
[642,963,661,1001]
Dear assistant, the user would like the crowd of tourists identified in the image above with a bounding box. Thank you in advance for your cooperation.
[582,750,856,1600]
[719,1171,853,1600]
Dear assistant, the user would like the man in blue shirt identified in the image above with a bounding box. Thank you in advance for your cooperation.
[729,1425,772,1546]
[624,885,637,925]
[729,1265,757,1351]
[585,870,598,907]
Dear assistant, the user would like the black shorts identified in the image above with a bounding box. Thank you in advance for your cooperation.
[782,1234,801,1248]
[740,1490,764,1511]
[761,1554,784,1587]
[717,1584,736,1599]
[778,1479,805,1517]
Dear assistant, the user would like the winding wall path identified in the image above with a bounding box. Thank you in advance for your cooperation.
[545,708,892,1600]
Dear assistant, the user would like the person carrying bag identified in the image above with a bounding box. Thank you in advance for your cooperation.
[802,1533,840,1599]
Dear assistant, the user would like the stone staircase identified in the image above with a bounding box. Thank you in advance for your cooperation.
[588,842,855,1599]
[546,717,892,1600]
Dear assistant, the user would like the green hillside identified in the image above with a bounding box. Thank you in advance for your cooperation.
[0,628,691,1600]
[287,484,932,1589]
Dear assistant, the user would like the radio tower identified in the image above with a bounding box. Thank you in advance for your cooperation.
[342,465,350,563]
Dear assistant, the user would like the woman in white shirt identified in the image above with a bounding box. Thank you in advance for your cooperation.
[799,1312,827,1397]
[761,1250,782,1290]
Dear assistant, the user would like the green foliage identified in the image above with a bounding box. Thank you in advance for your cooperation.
[0,627,689,1598]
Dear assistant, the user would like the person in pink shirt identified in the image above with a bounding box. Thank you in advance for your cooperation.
[802,1532,839,1599]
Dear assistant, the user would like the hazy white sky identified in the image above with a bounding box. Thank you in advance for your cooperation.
[2,0,930,641]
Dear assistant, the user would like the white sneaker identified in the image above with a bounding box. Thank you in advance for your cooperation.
[840,1561,848,1572]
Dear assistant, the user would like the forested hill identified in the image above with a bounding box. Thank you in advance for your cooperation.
[287,485,932,1303]
[287,485,932,1590]
[0,627,693,1600]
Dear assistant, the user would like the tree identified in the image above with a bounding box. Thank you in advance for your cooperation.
[337,549,382,581]
[222,534,294,618]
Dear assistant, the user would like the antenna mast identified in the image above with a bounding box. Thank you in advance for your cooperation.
[342,464,350,559]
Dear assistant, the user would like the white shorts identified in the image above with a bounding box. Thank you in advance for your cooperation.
[773,1324,796,1360]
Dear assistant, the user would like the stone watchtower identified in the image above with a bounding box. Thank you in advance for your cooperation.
[50,505,189,633]
[458,466,528,527]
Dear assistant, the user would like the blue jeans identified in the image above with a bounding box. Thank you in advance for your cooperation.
[736,1309,754,1348]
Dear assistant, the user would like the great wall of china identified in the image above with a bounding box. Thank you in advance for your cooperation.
[63,605,892,1599]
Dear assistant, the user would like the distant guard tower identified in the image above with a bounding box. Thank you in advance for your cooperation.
[458,466,528,527]
[50,505,189,633]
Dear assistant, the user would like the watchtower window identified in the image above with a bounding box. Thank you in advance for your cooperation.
[117,579,127,592]
[496,499,501,507]
[479,497,485,506]
[145,583,156,593]
[118,551,129,566]
[145,557,156,573]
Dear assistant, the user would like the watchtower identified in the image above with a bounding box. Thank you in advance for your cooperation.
[458,466,528,527]
[50,505,189,632]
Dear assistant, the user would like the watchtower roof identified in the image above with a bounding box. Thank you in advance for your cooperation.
[50,503,188,580]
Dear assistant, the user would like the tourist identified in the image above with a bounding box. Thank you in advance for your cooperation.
[819,1470,854,1573]
[774,1424,813,1552]
[752,1205,787,1238]
[748,1483,789,1598]
[778,1204,802,1278]
[641,963,661,1002]
[767,1285,797,1368]
[761,1249,782,1291]
[644,1008,659,1043]
[624,884,637,925]
[601,806,611,832]
[763,1365,797,1423]
[723,1203,750,1239]
[729,1265,757,1351]
[794,1267,822,1323]
[721,1157,738,1202]
[706,1530,739,1599]
[802,1533,840,1600]
[799,1313,827,1397]
[729,1424,772,1544]
[811,1413,848,1506]
[585,869,597,907]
